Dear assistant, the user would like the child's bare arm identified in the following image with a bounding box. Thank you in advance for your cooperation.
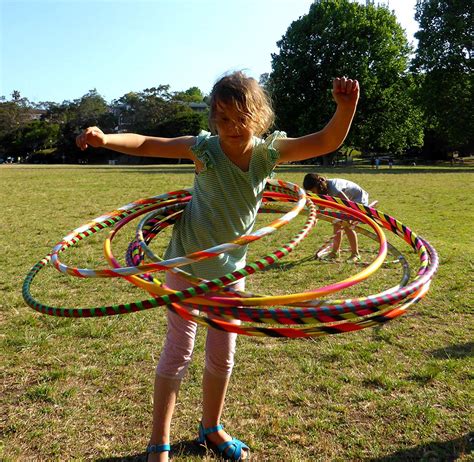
[277,78,359,164]
[76,127,197,161]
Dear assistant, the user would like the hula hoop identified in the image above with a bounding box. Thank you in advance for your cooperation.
[116,191,388,305]
[22,179,438,339]
[23,180,314,317]
[117,200,434,337]
[126,205,412,329]
[104,192,319,304]
[49,179,306,278]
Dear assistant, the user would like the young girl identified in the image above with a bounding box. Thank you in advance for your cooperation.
[303,173,369,262]
[76,71,359,461]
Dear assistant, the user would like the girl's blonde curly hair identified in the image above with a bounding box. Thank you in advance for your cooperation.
[208,71,274,137]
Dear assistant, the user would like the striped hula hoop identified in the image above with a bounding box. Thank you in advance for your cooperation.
[22,179,438,338]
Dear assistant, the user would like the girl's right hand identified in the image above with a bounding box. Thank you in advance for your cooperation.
[76,126,107,150]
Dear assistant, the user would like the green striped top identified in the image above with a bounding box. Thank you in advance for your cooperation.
[164,130,286,280]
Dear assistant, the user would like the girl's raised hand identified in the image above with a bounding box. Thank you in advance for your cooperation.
[76,126,107,151]
[332,77,359,108]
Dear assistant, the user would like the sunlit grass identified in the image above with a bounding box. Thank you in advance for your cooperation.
[1,164,473,461]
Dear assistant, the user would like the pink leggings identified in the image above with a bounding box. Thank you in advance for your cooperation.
[156,272,243,380]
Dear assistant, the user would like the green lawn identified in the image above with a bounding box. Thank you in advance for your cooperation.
[1,164,473,461]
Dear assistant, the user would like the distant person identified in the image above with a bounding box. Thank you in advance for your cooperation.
[388,157,393,169]
[375,157,380,169]
[303,173,370,263]
[77,72,360,462]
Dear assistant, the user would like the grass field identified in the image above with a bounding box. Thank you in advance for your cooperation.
[1,163,473,462]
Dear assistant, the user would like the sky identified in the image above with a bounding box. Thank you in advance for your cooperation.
[1,0,419,104]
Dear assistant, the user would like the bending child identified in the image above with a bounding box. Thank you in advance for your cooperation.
[76,72,359,462]
[303,173,370,263]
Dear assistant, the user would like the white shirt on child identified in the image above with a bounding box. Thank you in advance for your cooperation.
[326,178,369,205]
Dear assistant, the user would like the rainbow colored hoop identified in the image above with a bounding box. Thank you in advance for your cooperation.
[22,179,438,338]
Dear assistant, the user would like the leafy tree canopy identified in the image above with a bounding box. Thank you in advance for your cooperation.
[412,0,473,155]
[269,0,423,154]
[173,86,205,103]
[112,85,202,134]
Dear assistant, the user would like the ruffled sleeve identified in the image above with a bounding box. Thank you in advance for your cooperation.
[191,130,213,171]
[251,130,287,180]
[264,130,287,164]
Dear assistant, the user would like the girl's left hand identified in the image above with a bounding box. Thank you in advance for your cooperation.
[332,77,359,107]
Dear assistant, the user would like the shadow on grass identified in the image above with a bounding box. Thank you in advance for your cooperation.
[93,433,474,461]
[429,341,474,359]
[367,431,473,462]
[263,254,373,272]
[96,440,206,462]
[95,455,143,462]
[261,255,315,272]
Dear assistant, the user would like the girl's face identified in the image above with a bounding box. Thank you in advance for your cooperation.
[214,101,254,149]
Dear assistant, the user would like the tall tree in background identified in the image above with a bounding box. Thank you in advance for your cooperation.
[412,0,473,157]
[0,92,38,159]
[112,85,199,135]
[269,0,423,155]
[11,120,61,160]
[55,89,116,159]
[172,86,205,103]
[71,89,113,128]
[0,85,208,162]
[0,91,31,139]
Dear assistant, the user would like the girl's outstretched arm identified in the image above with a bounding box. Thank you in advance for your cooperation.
[277,77,359,164]
[76,127,197,161]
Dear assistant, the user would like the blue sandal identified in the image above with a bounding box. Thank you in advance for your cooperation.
[197,422,249,460]
[146,443,171,460]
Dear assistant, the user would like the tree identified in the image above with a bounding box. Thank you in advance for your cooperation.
[155,111,207,137]
[173,86,204,103]
[113,85,207,136]
[10,120,60,159]
[412,0,473,157]
[269,0,423,156]
[0,91,31,136]
[259,73,270,90]
[113,85,182,134]
[99,86,208,163]
[0,92,33,157]
[65,89,114,130]
[50,90,116,159]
